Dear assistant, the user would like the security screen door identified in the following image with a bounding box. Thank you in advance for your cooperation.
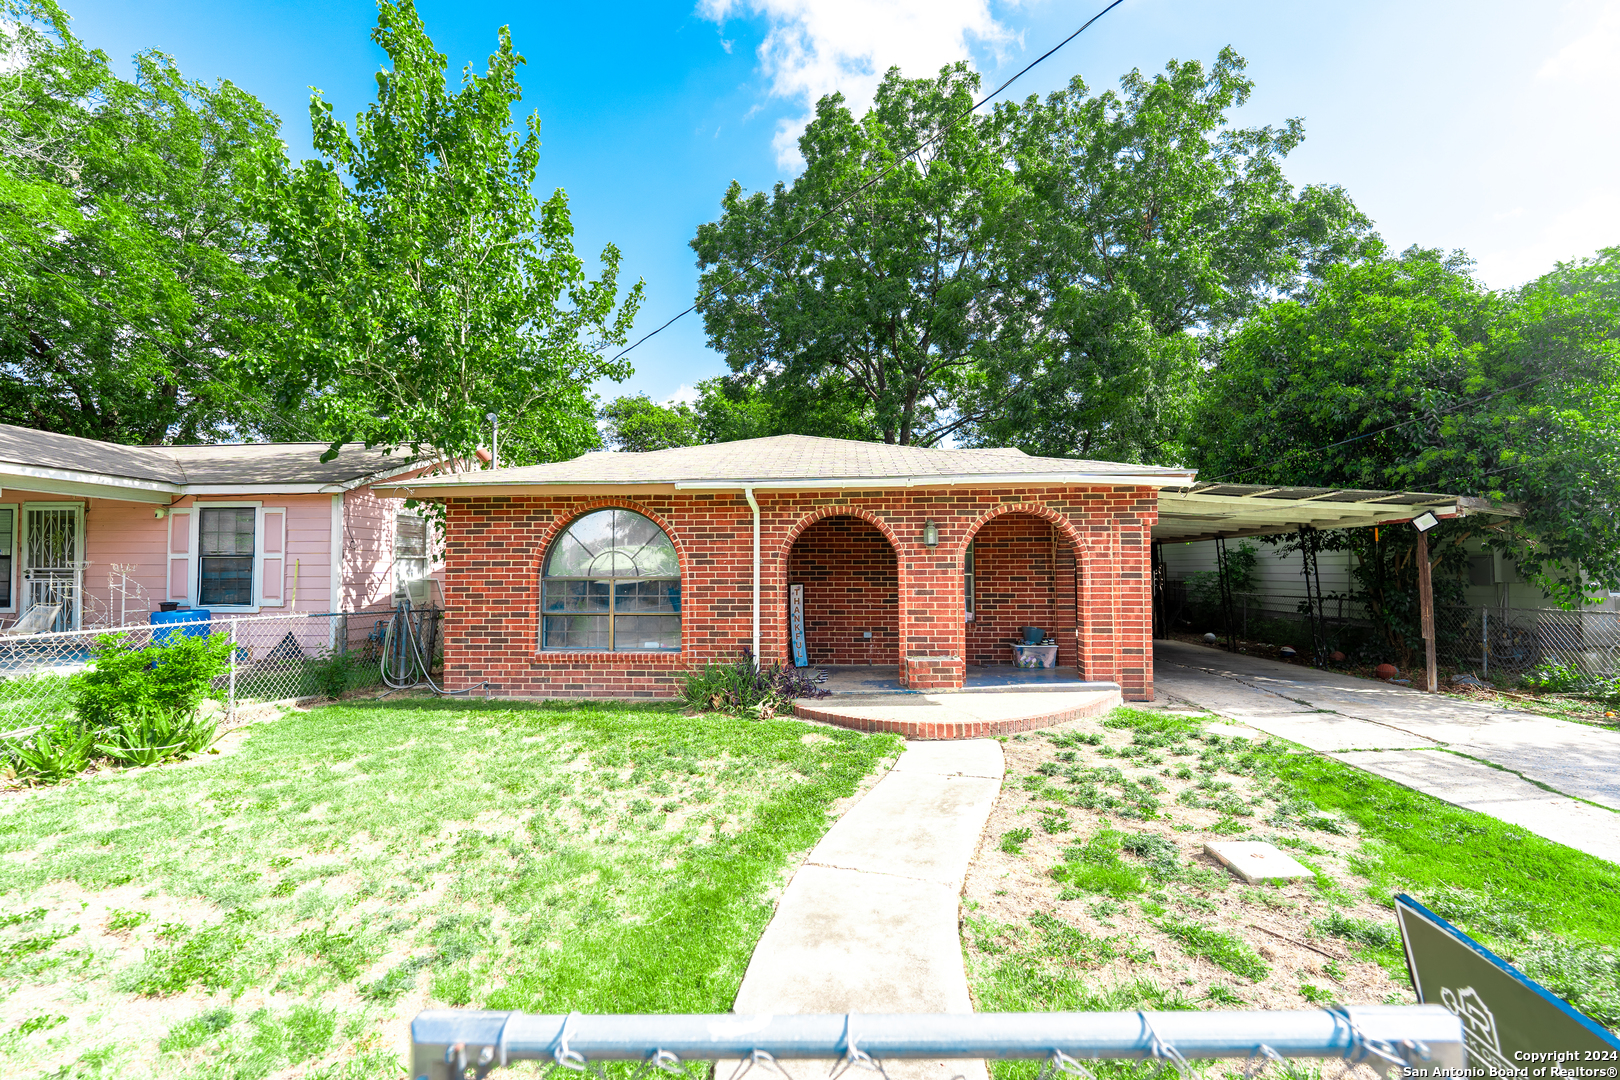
[23,506,83,631]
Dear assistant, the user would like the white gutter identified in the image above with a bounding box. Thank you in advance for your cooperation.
[744,486,760,663]
[671,472,1197,490]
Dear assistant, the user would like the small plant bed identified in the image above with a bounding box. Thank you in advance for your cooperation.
[0,699,900,1078]
[963,706,1620,1076]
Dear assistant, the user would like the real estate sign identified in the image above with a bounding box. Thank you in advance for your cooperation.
[1395,893,1620,1071]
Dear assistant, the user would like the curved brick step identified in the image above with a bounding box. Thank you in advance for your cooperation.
[793,688,1120,740]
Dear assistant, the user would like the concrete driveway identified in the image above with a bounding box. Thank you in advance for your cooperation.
[1153,639,1620,863]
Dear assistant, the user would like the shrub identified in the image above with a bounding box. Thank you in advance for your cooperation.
[55,630,234,769]
[4,721,94,783]
[309,652,359,699]
[76,630,234,730]
[1521,661,1586,694]
[679,653,827,715]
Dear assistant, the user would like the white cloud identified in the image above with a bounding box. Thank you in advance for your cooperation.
[1536,0,1620,88]
[1474,189,1620,288]
[666,384,702,407]
[699,0,1014,166]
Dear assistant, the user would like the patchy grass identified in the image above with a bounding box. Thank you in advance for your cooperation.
[964,705,1620,1079]
[0,698,899,1078]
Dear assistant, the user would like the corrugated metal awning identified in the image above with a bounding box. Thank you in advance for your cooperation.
[1153,483,1513,543]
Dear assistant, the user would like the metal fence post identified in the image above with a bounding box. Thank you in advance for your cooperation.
[227,618,238,721]
[1482,609,1489,677]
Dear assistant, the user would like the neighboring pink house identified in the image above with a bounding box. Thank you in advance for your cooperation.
[0,423,441,631]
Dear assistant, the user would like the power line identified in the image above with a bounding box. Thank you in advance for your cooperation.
[607,0,1131,365]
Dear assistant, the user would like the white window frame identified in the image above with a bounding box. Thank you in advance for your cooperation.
[190,501,265,613]
[0,504,16,613]
[393,509,431,591]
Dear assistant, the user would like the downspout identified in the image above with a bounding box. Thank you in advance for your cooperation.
[744,487,760,663]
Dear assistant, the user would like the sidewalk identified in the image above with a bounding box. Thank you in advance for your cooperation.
[1154,639,1620,864]
[729,740,1003,1080]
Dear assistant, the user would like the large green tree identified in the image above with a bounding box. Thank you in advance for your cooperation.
[692,64,1030,446]
[691,50,1376,452]
[1193,246,1620,606]
[974,48,1378,462]
[0,0,287,443]
[263,0,643,466]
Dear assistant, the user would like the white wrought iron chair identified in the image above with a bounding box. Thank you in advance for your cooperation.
[0,604,64,637]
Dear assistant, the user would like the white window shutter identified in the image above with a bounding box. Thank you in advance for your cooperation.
[260,508,286,607]
[167,510,192,602]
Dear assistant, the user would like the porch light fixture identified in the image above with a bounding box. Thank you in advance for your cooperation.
[1411,510,1440,533]
[922,520,939,548]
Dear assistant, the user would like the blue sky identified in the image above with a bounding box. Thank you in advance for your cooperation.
[63,0,1620,407]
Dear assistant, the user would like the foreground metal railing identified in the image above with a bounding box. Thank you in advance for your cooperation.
[409,1009,1464,1080]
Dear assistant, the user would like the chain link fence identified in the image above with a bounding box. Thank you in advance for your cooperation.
[1165,581,1620,685]
[0,608,443,738]
[1433,604,1620,683]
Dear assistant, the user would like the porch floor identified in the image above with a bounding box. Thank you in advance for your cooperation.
[804,664,1116,696]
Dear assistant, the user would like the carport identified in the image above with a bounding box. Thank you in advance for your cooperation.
[1150,482,1516,692]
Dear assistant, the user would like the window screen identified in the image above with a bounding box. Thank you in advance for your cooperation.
[395,513,430,587]
[199,507,255,607]
[541,508,679,651]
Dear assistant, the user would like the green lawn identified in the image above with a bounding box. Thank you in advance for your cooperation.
[0,699,901,1079]
[965,708,1620,1080]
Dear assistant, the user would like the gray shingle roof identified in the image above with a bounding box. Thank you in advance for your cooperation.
[0,422,416,488]
[380,434,1194,492]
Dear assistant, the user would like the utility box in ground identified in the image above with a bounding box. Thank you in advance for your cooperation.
[1204,841,1315,883]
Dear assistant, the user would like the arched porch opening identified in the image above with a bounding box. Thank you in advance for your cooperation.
[784,514,901,680]
[963,510,1083,676]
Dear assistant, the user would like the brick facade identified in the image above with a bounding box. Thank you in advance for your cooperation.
[785,515,899,666]
[438,485,1156,700]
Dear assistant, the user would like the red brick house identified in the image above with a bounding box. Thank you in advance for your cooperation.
[380,435,1196,701]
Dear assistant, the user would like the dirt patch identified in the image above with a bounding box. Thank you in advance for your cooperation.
[961,705,1413,1011]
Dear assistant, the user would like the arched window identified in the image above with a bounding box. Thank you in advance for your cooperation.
[541,508,680,651]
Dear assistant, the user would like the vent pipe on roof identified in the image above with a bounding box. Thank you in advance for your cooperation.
[745,486,760,663]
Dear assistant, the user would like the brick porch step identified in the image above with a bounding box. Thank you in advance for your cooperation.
[793,688,1121,740]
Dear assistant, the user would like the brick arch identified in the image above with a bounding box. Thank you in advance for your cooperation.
[778,504,906,559]
[955,501,1088,560]
[532,499,691,654]
[775,506,907,667]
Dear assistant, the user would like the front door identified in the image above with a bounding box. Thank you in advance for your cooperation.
[23,505,83,631]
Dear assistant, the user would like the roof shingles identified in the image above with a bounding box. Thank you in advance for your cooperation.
[385,434,1193,490]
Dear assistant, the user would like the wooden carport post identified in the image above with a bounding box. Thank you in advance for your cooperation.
[1416,528,1438,693]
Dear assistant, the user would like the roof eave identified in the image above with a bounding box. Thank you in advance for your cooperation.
[0,464,180,503]
[375,470,1197,497]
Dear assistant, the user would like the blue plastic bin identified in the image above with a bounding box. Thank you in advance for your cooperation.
[149,608,212,643]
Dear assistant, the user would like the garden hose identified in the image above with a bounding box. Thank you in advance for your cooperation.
[380,603,480,696]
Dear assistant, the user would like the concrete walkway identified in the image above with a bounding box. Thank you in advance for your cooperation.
[1154,639,1620,863]
[730,740,1003,1080]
